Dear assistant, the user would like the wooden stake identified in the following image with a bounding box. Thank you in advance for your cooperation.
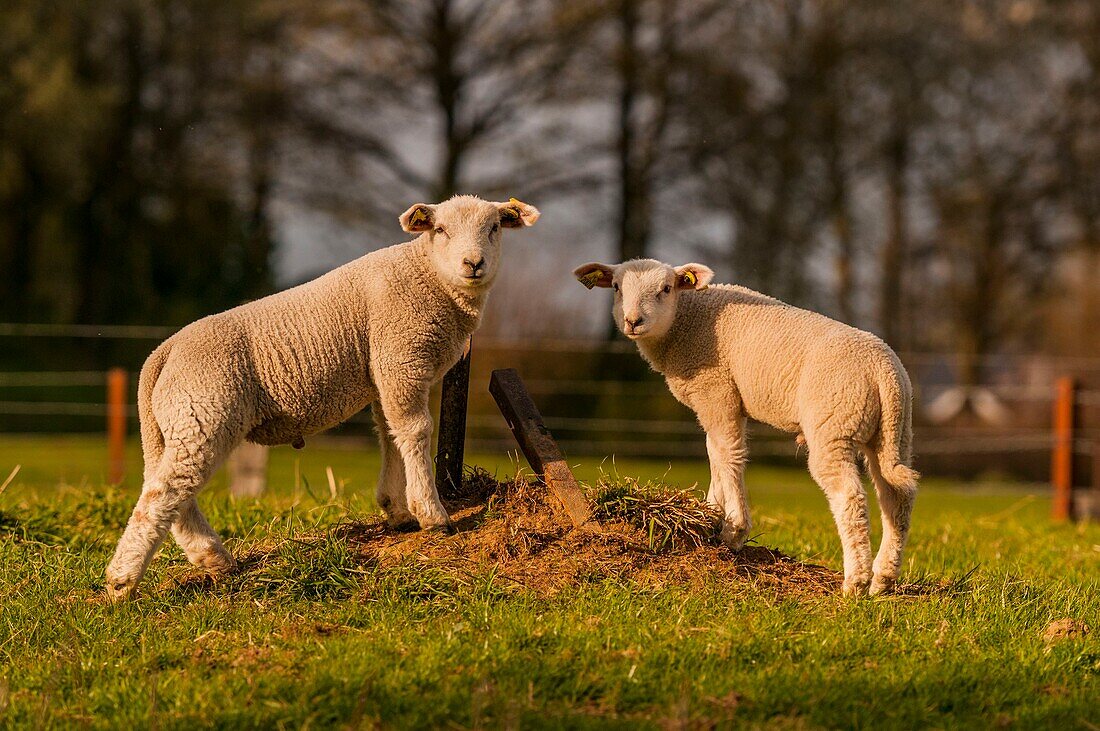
[1080,440,1100,521]
[489,368,592,529]
[1051,376,1075,522]
[107,367,128,484]
[1094,440,1100,493]
[228,443,269,498]
[435,341,472,496]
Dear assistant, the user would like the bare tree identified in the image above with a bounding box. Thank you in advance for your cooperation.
[283,0,586,230]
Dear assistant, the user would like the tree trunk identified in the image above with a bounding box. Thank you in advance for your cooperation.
[825,102,855,324]
[616,0,649,264]
[4,155,37,321]
[73,7,143,327]
[431,0,462,200]
[879,122,908,347]
[243,135,276,301]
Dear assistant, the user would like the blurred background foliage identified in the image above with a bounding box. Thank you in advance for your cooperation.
[2,0,1099,367]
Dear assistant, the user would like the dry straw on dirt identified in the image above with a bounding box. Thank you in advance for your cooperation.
[326,467,841,598]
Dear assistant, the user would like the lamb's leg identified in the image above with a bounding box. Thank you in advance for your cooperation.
[106,416,231,600]
[807,440,873,596]
[106,460,214,600]
[379,386,450,530]
[705,426,751,550]
[137,398,233,576]
[371,405,416,529]
[170,498,235,574]
[863,446,915,595]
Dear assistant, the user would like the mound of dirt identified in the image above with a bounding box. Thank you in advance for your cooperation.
[333,469,841,598]
[1042,618,1092,642]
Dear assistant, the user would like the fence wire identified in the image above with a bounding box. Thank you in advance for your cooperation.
[2,324,1100,472]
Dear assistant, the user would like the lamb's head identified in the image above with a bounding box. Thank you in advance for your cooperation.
[400,195,539,291]
[573,259,714,340]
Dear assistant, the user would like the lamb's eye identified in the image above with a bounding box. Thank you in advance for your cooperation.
[491,223,499,234]
[613,283,619,292]
[434,226,446,235]
[663,285,671,294]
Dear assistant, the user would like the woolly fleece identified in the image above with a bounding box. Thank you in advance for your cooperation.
[575,258,919,596]
[105,195,539,600]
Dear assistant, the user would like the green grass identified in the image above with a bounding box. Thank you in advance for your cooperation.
[0,434,1097,729]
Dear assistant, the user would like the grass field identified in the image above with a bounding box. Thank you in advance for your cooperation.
[0,434,1097,729]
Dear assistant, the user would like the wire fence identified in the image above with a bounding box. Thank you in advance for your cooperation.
[2,323,1100,480]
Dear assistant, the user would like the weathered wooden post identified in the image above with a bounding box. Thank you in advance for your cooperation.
[435,340,472,496]
[489,368,592,528]
[1051,376,1075,521]
[1079,439,1100,520]
[229,443,269,497]
[107,367,128,484]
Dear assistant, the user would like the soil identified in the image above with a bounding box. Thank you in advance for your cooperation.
[1042,618,1092,642]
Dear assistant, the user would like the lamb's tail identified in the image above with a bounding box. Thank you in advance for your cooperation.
[874,359,920,494]
[137,340,173,478]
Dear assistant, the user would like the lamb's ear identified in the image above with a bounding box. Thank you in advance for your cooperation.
[573,262,616,290]
[399,203,435,233]
[497,198,540,228]
[674,263,714,290]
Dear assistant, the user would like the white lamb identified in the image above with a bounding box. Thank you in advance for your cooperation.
[574,258,919,595]
[105,195,540,600]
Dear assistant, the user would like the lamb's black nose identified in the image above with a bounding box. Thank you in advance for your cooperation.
[463,257,485,276]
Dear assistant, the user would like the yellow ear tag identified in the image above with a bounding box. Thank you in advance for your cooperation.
[410,208,428,226]
[508,197,525,207]
[682,271,697,287]
[579,270,602,289]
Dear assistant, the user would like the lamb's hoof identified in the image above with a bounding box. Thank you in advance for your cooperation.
[870,575,897,596]
[842,576,872,598]
[386,516,420,533]
[421,521,455,536]
[105,579,137,603]
[382,506,418,530]
[410,501,452,533]
[719,525,749,551]
[196,551,237,576]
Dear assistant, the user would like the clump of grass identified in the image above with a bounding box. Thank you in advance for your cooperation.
[0,508,70,546]
[441,464,503,503]
[588,476,721,552]
[241,528,367,600]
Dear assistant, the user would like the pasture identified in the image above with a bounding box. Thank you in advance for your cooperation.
[0,435,1097,729]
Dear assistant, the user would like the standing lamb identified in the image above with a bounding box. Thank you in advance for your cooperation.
[574,259,918,596]
[105,195,540,600]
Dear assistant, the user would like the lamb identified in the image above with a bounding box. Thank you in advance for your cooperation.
[574,258,919,596]
[105,194,540,600]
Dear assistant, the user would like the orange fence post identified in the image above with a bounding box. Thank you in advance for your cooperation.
[1051,376,1075,522]
[107,367,128,484]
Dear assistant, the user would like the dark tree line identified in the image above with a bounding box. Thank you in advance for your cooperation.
[3,0,1099,376]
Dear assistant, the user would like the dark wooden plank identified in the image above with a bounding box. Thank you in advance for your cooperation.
[489,368,593,528]
[435,341,472,497]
